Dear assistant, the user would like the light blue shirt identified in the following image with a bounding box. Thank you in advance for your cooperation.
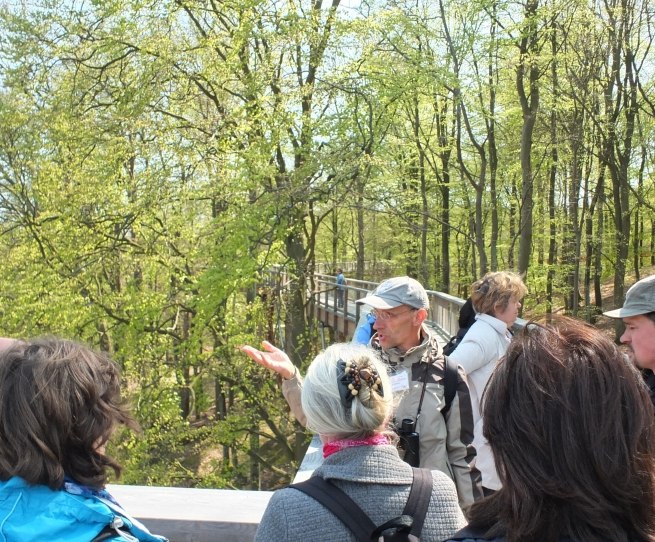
[0,476,166,542]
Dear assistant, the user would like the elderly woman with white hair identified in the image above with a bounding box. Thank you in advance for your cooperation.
[245,342,466,542]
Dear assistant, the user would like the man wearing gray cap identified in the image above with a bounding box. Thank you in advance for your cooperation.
[241,276,483,510]
[357,277,481,507]
[604,274,655,406]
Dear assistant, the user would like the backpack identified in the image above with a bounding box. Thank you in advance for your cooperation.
[289,467,432,542]
[442,329,468,356]
[442,297,476,356]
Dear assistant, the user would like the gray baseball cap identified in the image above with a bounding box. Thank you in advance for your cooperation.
[356,276,429,310]
[604,275,655,318]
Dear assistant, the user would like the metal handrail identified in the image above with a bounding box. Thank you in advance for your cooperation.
[312,273,469,340]
[311,272,526,339]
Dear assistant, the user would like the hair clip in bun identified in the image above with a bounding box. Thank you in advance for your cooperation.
[337,359,384,408]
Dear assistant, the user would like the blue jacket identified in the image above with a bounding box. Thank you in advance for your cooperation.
[0,477,166,542]
[352,312,376,345]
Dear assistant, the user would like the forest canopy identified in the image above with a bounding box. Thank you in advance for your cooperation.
[0,0,653,488]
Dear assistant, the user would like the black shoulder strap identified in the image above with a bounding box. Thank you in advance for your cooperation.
[403,467,432,536]
[371,467,433,539]
[290,470,433,541]
[441,355,458,416]
[289,477,376,541]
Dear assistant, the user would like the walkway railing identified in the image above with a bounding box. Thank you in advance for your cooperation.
[107,484,272,542]
[312,273,469,340]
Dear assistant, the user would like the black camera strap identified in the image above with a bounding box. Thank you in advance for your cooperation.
[415,356,458,424]
[414,362,431,425]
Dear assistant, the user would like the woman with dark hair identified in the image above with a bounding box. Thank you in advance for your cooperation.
[0,337,166,542]
[445,317,655,542]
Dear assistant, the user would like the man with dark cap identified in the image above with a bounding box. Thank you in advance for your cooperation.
[241,276,482,510]
[604,274,655,407]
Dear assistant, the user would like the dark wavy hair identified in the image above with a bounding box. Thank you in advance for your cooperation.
[0,337,137,489]
[468,316,655,542]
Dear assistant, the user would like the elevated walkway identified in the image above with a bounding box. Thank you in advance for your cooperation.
[106,272,522,541]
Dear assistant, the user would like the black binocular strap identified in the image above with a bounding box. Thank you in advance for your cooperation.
[417,356,458,423]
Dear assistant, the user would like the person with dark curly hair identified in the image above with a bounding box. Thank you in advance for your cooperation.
[0,337,166,542]
[445,317,655,542]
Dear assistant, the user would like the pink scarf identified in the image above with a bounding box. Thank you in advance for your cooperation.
[322,433,389,459]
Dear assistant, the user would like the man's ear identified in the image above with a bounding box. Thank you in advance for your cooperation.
[415,308,428,325]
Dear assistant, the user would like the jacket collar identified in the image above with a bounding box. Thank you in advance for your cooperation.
[475,313,512,338]
[372,325,438,367]
[315,443,413,485]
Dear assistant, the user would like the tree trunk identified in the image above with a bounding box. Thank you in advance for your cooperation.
[284,226,309,366]
[516,0,540,278]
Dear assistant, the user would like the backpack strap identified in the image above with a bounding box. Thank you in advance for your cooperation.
[441,355,458,416]
[368,468,432,539]
[289,476,376,541]
[291,470,432,541]
[403,467,432,536]
[91,526,117,542]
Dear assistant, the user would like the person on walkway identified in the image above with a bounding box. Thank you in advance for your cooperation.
[448,271,527,494]
[604,274,655,407]
[241,276,482,510]
[444,317,655,542]
[335,268,346,308]
[0,337,166,542]
[254,342,466,542]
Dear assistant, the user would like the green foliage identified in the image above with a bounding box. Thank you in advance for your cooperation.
[1,0,654,491]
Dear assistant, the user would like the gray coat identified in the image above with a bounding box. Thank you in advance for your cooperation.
[255,444,466,542]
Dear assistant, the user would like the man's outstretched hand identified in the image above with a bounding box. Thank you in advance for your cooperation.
[239,341,297,380]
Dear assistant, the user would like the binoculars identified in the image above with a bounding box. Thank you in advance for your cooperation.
[397,418,420,467]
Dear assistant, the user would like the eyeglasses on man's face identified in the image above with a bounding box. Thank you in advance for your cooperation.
[371,307,418,321]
